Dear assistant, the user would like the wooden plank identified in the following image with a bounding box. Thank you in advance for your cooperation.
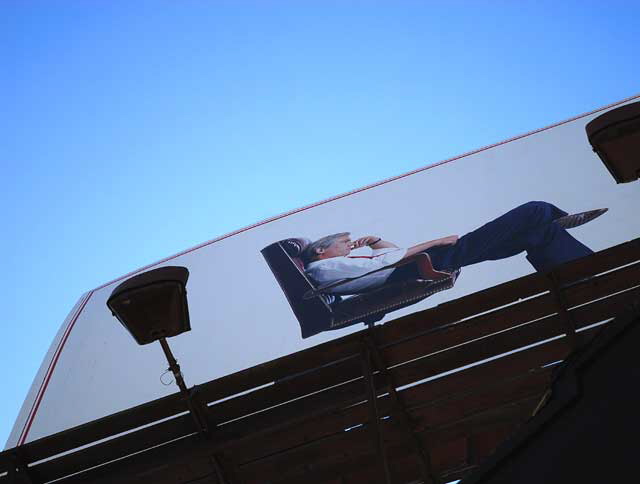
[233,340,564,465]
[36,374,540,480]
[6,392,188,466]
[233,325,600,471]
[207,290,556,430]
[281,441,418,484]
[191,296,559,436]
[378,271,548,343]
[381,292,557,368]
[387,287,626,395]
[236,370,547,483]
[36,327,599,484]
[46,434,205,484]
[408,370,551,431]
[570,285,640,328]
[29,413,196,482]
[418,396,540,447]
[563,261,640,307]
[553,238,640,284]
[28,291,618,483]
[203,288,558,429]
[222,332,567,458]
[276,322,608,482]
[243,383,544,478]
[240,423,409,484]
[207,315,583,464]
[339,402,534,484]
[258,399,538,484]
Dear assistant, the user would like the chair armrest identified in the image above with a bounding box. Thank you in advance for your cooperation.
[303,252,454,299]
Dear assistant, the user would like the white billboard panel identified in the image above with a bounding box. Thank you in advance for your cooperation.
[7,96,640,448]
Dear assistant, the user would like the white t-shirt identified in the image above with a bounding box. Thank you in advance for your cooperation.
[305,247,407,294]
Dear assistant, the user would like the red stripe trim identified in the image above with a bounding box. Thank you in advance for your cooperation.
[91,93,640,292]
[17,291,94,445]
[16,93,640,445]
[15,293,87,445]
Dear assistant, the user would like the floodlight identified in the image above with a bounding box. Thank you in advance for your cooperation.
[586,101,640,183]
[107,266,190,345]
[107,265,197,401]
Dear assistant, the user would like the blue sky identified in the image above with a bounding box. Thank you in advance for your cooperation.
[2,1,639,447]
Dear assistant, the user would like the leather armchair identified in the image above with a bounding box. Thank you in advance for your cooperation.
[262,238,460,338]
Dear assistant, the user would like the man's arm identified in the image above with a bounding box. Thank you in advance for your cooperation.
[404,235,459,257]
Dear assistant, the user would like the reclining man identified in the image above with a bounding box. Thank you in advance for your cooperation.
[302,201,606,295]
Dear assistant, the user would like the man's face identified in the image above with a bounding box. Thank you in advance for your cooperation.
[318,235,352,259]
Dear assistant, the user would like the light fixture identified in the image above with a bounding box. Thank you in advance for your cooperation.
[107,266,190,345]
[586,101,640,183]
[107,266,208,433]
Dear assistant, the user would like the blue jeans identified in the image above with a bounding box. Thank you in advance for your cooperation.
[391,201,593,280]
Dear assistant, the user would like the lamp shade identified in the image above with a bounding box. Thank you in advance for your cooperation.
[107,266,190,345]
[586,101,640,183]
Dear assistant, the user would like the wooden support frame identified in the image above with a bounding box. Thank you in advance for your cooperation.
[363,331,438,484]
[546,272,578,349]
[0,240,637,484]
[360,339,392,484]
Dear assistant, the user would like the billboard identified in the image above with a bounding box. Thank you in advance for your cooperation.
[7,96,640,448]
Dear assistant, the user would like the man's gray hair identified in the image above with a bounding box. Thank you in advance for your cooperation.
[302,232,350,264]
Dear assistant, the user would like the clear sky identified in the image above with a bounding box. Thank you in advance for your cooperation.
[2,0,639,447]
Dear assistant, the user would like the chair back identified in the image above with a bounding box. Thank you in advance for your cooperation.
[261,238,335,338]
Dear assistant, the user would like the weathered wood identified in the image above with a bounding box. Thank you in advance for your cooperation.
[236,371,548,482]
[2,240,636,484]
[553,238,640,283]
[364,333,436,484]
[233,340,563,465]
[27,285,622,483]
[252,398,539,484]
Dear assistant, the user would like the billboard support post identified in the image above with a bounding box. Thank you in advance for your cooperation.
[364,333,437,484]
[158,337,211,436]
[360,341,392,484]
[547,273,578,350]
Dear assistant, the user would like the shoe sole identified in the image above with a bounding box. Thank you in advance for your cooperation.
[555,208,608,229]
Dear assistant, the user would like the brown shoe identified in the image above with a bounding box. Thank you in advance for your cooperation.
[555,208,608,229]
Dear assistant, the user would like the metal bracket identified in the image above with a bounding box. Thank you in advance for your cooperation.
[185,385,212,437]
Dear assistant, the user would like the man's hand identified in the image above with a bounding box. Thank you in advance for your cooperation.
[350,236,381,249]
[404,235,459,258]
